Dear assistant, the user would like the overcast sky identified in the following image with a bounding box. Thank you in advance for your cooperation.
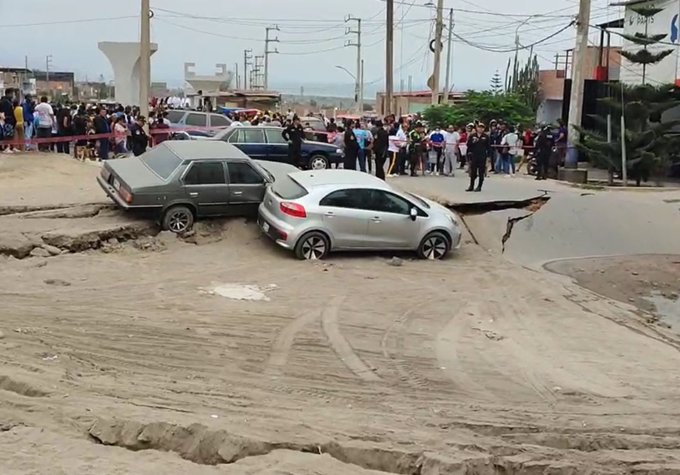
[1,0,620,96]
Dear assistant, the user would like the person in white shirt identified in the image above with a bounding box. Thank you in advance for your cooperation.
[500,126,520,175]
[387,129,400,176]
[34,96,55,152]
[393,123,409,175]
[443,125,460,176]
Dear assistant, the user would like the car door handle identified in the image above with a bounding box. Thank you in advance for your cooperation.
[232,191,243,195]
[189,192,198,197]
[371,217,382,223]
[324,211,334,217]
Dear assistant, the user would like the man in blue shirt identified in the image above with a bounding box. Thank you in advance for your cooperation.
[429,126,445,175]
[353,121,370,172]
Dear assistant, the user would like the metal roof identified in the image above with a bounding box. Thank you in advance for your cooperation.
[610,0,652,6]
[289,170,391,190]
[162,140,251,161]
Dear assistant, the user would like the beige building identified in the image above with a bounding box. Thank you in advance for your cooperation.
[375,90,466,117]
[537,45,621,124]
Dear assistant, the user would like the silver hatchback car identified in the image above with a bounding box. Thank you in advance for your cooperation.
[257,170,462,260]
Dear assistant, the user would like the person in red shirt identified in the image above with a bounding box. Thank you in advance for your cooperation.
[458,124,471,169]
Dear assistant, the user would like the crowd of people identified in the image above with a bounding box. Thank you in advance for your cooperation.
[291,114,567,191]
[1,89,568,191]
[0,91,179,160]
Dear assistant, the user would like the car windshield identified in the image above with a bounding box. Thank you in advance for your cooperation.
[139,146,183,180]
[404,191,431,209]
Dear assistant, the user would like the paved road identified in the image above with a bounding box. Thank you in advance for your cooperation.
[394,173,680,267]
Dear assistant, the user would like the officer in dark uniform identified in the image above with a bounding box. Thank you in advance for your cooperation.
[408,122,426,176]
[534,125,555,180]
[282,116,305,168]
[466,122,492,192]
[129,116,149,157]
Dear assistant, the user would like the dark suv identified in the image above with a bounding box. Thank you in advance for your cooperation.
[171,126,343,170]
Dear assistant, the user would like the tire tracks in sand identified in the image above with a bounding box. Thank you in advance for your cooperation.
[265,296,381,382]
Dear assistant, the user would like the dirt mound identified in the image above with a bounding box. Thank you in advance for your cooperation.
[182,218,261,246]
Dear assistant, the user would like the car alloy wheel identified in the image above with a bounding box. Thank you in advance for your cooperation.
[309,155,328,170]
[168,209,191,233]
[301,236,326,260]
[421,234,449,260]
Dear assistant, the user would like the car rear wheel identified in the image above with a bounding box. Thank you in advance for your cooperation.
[162,205,195,233]
[295,231,330,260]
[417,232,450,260]
[309,154,329,170]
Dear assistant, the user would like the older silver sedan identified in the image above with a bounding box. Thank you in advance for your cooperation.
[97,141,277,233]
[257,170,462,260]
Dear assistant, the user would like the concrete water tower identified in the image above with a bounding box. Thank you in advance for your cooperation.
[184,63,232,94]
[99,41,159,106]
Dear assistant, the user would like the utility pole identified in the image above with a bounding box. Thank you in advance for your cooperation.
[235,62,239,89]
[431,0,444,105]
[140,0,151,121]
[443,9,453,105]
[45,55,53,83]
[264,26,280,91]
[345,15,362,113]
[253,55,264,89]
[386,0,394,116]
[360,59,364,114]
[565,0,591,168]
[243,49,253,90]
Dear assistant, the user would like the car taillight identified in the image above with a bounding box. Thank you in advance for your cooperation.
[280,201,306,218]
[119,188,133,204]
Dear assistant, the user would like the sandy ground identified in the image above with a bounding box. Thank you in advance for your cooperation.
[546,254,680,327]
[2,154,680,474]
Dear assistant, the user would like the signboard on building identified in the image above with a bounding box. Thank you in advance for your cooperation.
[620,0,680,85]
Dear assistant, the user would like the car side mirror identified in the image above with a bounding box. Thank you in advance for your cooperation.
[410,207,418,221]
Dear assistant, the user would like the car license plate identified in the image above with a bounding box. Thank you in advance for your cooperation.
[113,178,121,190]
[262,221,270,233]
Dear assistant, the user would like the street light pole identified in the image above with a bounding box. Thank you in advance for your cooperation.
[386,0,394,115]
[443,9,453,104]
[566,0,592,168]
[345,16,362,114]
[431,0,444,105]
[140,0,151,121]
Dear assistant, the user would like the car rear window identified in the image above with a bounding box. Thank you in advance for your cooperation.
[140,147,182,180]
[272,175,308,199]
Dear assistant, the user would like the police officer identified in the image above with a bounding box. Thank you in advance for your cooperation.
[129,116,149,157]
[408,122,426,176]
[282,116,305,168]
[534,125,554,180]
[466,122,492,192]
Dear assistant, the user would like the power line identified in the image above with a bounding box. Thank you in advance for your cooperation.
[453,21,576,53]
[0,15,137,27]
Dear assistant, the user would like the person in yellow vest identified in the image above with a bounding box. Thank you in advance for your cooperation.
[13,99,24,152]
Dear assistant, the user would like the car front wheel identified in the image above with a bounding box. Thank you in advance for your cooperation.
[309,154,329,170]
[417,232,450,260]
[294,231,330,260]
[162,205,195,233]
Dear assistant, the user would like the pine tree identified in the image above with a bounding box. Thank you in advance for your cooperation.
[489,70,504,95]
[577,6,680,185]
[619,7,674,85]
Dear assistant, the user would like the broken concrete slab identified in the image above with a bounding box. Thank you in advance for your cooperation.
[391,174,548,208]
[463,209,534,254]
[0,233,41,259]
[504,191,680,267]
[41,221,158,252]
